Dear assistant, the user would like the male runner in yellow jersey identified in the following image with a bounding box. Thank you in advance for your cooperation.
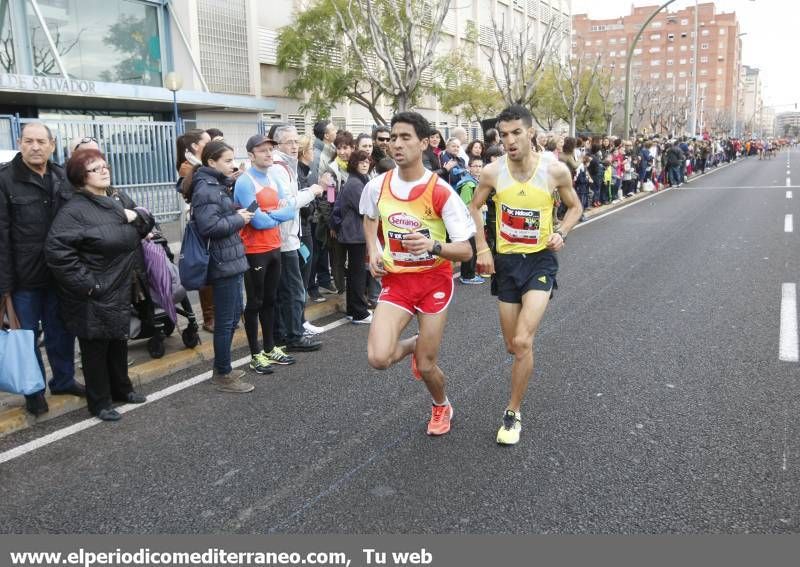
[360,111,475,436]
[468,105,583,445]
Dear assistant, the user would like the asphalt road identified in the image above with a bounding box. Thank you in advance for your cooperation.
[2,151,799,534]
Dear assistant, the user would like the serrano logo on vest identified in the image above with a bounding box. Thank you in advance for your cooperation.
[388,212,421,230]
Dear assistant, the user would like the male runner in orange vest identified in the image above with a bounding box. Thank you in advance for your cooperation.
[360,112,475,436]
[469,105,582,445]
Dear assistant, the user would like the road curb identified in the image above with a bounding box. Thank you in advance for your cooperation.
[0,295,345,439]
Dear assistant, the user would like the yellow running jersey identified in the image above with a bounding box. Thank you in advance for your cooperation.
[493,154,555,254]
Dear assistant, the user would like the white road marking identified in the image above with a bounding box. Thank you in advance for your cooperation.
[788,178,792,187]
[786,214,794,233]
[788,191,793,199]
[0,355,251,465]
[780,283,799,362]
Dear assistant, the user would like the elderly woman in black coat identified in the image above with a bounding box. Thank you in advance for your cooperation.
[46,149,154,421]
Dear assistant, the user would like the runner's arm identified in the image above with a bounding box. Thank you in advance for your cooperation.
[467,162,497,254]
[547,161,582,251]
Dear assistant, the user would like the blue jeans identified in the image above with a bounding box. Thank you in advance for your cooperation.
[211,274,243,375]
[668,165,682,186]
[11,288,76,397]
[276,250,305,343]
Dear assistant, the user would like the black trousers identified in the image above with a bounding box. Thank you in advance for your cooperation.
[78,337,133,415]
[329,238,347,293]
[343,242,369,320]
[243,249,282,354]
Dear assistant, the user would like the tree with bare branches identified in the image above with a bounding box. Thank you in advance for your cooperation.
[331,0,450,113]
[482,10,564,108]
[553,51,602,136]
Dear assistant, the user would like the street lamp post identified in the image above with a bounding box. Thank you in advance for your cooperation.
[165,72,184,135]
[624,0,678,138]
[688,0,699,137]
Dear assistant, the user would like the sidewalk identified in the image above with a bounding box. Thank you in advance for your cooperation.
[0,162,735,439]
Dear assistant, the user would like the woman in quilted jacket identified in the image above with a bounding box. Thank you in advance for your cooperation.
[181,140,255,394]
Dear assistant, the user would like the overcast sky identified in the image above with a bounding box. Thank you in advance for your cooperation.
[570,0,793,108]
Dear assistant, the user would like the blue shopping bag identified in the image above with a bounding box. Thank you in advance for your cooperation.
[178,218,210,291]
[0,297,44,396]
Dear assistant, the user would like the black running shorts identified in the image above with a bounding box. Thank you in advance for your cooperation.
[491,250,558,304]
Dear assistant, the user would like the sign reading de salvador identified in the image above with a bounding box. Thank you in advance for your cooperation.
[0,73,97,95]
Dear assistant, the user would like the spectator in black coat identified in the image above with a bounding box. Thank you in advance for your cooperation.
[181,140,255,394]
[0,122,84,417]
[46,149,154,421]
[331,150,371,324]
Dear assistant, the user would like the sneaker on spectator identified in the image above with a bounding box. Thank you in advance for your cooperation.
[303,321,324,335]
[249,352,274,375]
[352,314,373,325]
[308,289,326,303]
[266,346,296,366]
[319,284,338,295]
[285,336,322,352]
[459,275,485,285]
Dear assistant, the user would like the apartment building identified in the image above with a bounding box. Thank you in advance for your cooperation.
[572,2,741,135]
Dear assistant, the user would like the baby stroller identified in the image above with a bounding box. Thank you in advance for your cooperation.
[130,231,201,359]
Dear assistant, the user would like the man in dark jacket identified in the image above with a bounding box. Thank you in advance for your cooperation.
[0,122,85,416]
[666,141,685,188]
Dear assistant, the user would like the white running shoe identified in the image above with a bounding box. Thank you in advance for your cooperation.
[303,321,324,335]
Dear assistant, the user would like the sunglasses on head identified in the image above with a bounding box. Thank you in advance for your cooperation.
[74,137,98,150]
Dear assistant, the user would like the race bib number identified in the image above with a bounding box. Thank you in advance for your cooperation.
[499,204,540,245]
[387,229,436,267]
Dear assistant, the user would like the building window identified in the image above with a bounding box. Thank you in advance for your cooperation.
[701,43,709,49]
[667,46,674,52]
[651,59,660,66]
[667,59,674,65]
[679,71,687,77]
[666,72,674,78]
[25,0,163,86]
[652,21,662,28]
[668,33,675,41]
[609,51,616,57]
[719,28,726,35]
[197,0,251,94]
[651,72,660,79]
[609,38,617,44]
[619,37,626,43]
[700,56,708,63]
[650,33,661,40]
[681,18,688,25]
[717,68,723,75]
[701,29,710,36]
[700,69,707,76]
[681,32,687,38]
[716,94,722,101]
[633,48,642,55]
[649,47,661,53]
[585,40,592,46]
[680,58,686,64]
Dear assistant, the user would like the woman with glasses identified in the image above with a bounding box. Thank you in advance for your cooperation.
[46,149,154,421]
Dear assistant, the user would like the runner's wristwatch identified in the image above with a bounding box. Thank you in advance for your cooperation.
[430,240,443,256]
[555,229,566,242]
